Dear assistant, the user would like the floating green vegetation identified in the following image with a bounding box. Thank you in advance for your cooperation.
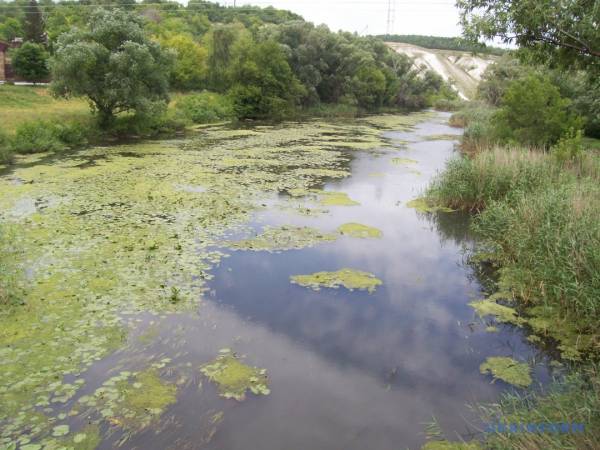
[0,113,431,442]
[469,299,523,326]
[479,357,532,388]
[337,223,383,239]
[226,225,337,252]
[315,190,360,206]
[422,134,460,141]
[485,325,499,333]
[391,157,418,165]
[290,268,382,293]
[406,197,455,213]
[79,364,177,431]
[421,440,481,450]
[200,350,270,401]
[360,111,435,130]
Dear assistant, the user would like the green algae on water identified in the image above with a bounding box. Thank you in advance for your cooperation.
[337,223,383,239]
[391,157,417,165]
[200,350,270,401]
[406,197,454,213]
[479,356,532,388]
[78,366,177,432]
[226,225,337,252]
[290,268,382,293]
[316,191,360,206]
[469,299,523,326]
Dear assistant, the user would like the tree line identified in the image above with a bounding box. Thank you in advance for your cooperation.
[1,0,457,125]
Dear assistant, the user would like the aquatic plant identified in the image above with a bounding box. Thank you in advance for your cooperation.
[337,223,383,238]
[227,225,337,252]
[200,350,270,401]
[406,198,454,213]
[290,268,382,293]
[479,357,532,388]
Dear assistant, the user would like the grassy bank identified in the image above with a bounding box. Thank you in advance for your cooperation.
[424,106,600,448]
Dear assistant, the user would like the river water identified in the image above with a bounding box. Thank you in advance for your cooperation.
[0,113,551,450]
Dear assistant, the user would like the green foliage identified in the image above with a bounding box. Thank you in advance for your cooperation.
[228,39,305,119]
[175,91,234,123]
[477,55,530,106]
[160,34,207,90]
[10,118,98,154]
[50,8,172,127]
[11,120,65,154]
[552,128,584,164]
[23,0,45,44]
[0,17,22,41]
[379,34,506,55]
[11,42,49,82]
[493,75,583,148]
[457,0,600,73]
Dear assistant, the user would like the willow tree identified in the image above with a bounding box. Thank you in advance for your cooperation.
[50,9,172,127]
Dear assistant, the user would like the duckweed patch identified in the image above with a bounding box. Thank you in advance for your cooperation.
[316,191,360,206]
[469,299,523,326]
[290,268,382,293]
[406,198,455,213]
[479,357,532,388]
[337,223,383,238]
[78,364,177,432]
[226,225,337,252]
[200,350,270,401]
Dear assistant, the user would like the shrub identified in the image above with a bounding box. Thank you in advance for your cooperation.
[11,120,64,154]
[493,75,584,148]
[175,92,234,124]
[551,128,584,164]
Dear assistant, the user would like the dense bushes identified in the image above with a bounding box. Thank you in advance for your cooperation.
[10,119,94,154]
[378,34,506,55]
[175,92,234,123]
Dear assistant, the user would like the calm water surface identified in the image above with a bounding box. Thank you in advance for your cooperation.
[76,114,550,450]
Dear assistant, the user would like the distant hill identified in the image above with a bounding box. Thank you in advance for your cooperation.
[378,35,506,56]
[387,42,500,100]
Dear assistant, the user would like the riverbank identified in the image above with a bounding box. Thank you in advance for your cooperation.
[424,112,600,448]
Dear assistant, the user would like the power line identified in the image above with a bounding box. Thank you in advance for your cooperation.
[386,0,395,35]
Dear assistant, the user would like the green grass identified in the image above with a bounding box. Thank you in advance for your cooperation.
[479,364,600,449]
[0,85,91,134]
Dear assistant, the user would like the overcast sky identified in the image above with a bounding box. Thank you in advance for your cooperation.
[219,0,462,37]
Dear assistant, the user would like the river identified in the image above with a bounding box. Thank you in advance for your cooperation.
[0,112,551,450]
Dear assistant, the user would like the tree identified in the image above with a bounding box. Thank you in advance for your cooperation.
[227,39,305,119]
[24,0,45,44]
[161,34,207,90]
[457,0,600,72]
[493,75,584,148]
[11,42,49,82]
[50,9,172,127]
[0,18,23,42]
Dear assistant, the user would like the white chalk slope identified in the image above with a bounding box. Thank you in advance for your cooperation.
[387,42,498,100]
